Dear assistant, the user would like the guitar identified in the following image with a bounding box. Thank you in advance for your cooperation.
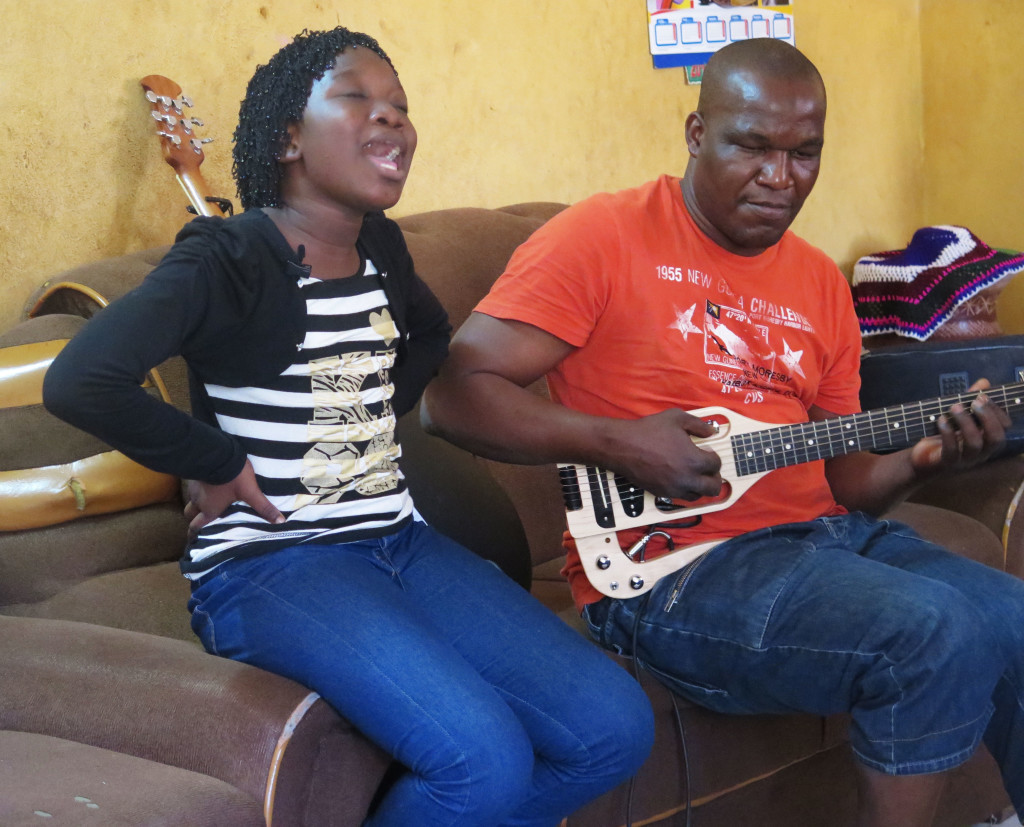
[561,381,1024,597]
[140,74,229,217]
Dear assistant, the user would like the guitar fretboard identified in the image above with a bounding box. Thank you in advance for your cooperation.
[731,382,1024,476]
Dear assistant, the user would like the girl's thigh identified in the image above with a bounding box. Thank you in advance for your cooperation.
[188,541,530,768]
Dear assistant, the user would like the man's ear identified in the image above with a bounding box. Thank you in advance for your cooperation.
[684,111,704,158]
[279,124,301,163]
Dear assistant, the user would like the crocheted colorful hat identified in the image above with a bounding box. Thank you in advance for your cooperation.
[851,225,1024,340]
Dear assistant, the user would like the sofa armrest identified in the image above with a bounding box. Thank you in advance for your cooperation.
[900,454,1024,576]
[0,615,390,827]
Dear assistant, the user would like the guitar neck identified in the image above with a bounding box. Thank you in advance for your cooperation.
[176,171,224,217]
[733,381,1024,476]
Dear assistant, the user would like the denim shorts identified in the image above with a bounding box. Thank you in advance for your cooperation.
[584,511,1024,795]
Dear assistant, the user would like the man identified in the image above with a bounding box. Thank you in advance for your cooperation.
[422,38,1024,826]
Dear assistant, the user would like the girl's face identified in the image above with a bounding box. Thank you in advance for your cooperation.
[283,48,416,215]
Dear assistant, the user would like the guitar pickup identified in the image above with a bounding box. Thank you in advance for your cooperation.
[614,475,644,518]
[559,465,583,511]
[586,467,616,529]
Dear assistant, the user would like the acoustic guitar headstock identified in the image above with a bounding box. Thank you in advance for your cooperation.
[140,75,212,176]
[140,74,227,216]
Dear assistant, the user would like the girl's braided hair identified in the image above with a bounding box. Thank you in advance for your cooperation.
[232,27,396,210]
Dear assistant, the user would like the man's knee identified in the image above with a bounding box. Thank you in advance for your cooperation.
[851,588,998,773]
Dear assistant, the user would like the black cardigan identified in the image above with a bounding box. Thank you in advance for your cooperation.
[44,209,451,485]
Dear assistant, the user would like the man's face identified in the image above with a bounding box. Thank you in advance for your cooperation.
[682,71,825,256]
[283,47,417,216]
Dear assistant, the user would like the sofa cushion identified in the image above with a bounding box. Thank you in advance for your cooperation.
[24,246,171,320]
[0,730,263,827]
[397,203,566,331]
[1,558,193,641]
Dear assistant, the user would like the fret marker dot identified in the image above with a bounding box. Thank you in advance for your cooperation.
[892,423,901,429]
[785,443,793,449]
[808,439,815,445]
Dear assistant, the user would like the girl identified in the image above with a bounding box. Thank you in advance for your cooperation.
[44,27,653,827]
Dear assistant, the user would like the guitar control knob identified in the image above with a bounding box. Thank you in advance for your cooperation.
[629,575,644,590]
[597,555,611,570]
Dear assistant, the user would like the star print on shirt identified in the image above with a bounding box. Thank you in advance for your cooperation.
[780,338,806,379]
[669,303,702,341]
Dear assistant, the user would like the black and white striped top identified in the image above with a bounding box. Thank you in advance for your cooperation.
[184,257,413,576]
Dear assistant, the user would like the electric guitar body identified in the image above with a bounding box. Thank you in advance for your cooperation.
[561,384,1024,597]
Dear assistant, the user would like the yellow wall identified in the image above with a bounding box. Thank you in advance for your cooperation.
[921,0,1024,331]
[2,0,1018,336]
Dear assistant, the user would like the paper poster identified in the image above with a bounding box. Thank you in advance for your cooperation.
[647,1,795,70]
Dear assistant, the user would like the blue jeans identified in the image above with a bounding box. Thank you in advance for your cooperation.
[583,512,1024,811]
[188,520,653,827]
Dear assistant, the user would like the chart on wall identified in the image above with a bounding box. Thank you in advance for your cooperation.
[647,1,794,70]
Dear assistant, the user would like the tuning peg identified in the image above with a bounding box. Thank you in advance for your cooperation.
[189,118,205,127]
[145,89,183,113]
[157,131,182,146]
[180,95,194,108]
[150,111,176,126]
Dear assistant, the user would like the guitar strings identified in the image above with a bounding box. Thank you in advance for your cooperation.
[731,383,1024,471]
[561,382,1024,521]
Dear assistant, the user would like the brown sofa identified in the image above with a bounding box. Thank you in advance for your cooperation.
[3,202,1021,826]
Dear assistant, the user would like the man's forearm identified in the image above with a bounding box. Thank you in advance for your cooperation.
[421,371,603,467]
[825,450,923,516]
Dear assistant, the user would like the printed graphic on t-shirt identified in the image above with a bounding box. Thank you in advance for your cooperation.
[668,292,813,402]
[300,346,401,504]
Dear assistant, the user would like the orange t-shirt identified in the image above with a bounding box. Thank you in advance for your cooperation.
[477,175,863,610]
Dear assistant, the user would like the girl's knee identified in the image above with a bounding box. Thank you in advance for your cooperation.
[572,664,655,777]
[443,715,536,820]
[608,673,656,769]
